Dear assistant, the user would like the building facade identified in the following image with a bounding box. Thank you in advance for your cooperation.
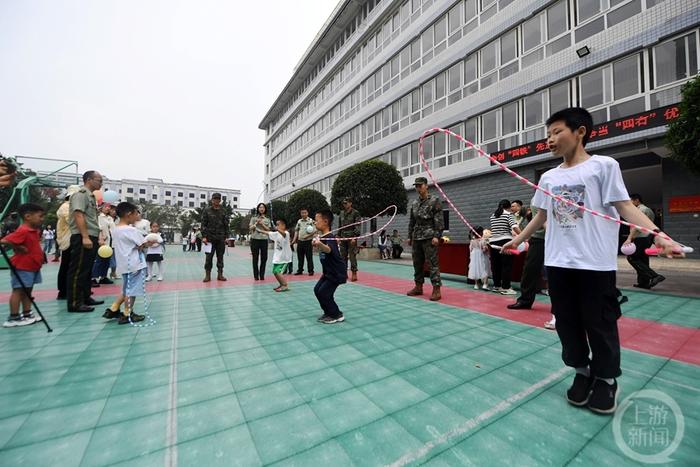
[260,0,700,248]
[101,177,241,210]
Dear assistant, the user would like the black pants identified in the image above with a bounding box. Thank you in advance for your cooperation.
[391,244,403,258]
[627,236,658,287]
[250,238,268,279]
[204,238,226,272]
[196,238,202,252]
[548,266,622,379]
[517,237,544,305]
[57,247,71,297]
[314,276,341,319]
[66,234,98,309]
[489,239,513,289]
[296,240,314,273]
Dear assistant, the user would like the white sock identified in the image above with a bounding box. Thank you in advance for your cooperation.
[575,367,590,377]
[157,261,164,277]
[147,262,153,277]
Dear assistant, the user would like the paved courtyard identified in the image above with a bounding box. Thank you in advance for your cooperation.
[0,247,697,466]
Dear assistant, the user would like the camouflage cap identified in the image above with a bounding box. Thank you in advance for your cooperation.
[211,192,222,199]
[413,177,428,186]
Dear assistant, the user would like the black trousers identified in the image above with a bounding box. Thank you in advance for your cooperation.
[548,266,622,378]
[517,237,545,305]
[66,234,98,309]
[296,240,314,273]
[627,236,658,287]
[196,238,202,252]
[314,276,341,319]
[57,246,72,297]
[250,238,268,279]
[489,239,513,289]
[391,244,403,258]
[204,238,226,272]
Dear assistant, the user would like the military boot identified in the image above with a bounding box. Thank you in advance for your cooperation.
[430,285,442,301]
[351,271,358,282]
[203,270,211,283]
[407,282,423,296]
[217,271,227,281]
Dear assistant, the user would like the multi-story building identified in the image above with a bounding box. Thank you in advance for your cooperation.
[101,177,241,210]
[260,0,700,247]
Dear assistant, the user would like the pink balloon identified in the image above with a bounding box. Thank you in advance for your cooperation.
[620,243,636,255]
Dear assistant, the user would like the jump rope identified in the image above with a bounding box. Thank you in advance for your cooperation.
[416,127,692,257]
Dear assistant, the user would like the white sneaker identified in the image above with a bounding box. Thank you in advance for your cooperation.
[481,285,490,291]
[157,276,163,281]
[544,319,556,330]
[3,315,35,328]
[24,312,42,322]
[492,287,503,293]
[145,277,152,282]
[500,288,517,295]
[473,284,479,290]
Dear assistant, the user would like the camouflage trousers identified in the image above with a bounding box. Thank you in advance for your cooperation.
[339,239,358,272]
[412,239,441,286]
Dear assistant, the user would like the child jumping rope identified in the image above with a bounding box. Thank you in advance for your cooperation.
[502,107,681,414]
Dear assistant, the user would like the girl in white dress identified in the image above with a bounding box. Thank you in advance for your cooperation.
[467,226,491,290]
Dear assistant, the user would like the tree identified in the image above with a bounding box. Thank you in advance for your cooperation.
[331,159,408,216]
[231,213,253,236]
[286,189,330,227]
[667,75,700,176]
[269,199,289,223]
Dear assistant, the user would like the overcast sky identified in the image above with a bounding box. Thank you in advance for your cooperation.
[0,0,337,207]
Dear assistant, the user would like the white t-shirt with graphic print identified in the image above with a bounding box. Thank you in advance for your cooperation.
[531,155,629,271]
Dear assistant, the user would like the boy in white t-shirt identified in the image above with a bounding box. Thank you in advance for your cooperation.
[257,218,292,292]
[103,202,158,325]
[502,107,680,414]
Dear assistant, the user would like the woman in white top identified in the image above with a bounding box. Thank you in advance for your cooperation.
[488,199,521,295]
[377,230,389,259]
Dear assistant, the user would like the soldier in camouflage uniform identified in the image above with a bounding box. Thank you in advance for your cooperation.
[407,177,444,301]
[201,193,230,282]
[338,197,361,282]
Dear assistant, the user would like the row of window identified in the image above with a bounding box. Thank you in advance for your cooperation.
[270,29,699,193]
[117,187,237,202]
[123,198,239,209]
[267,0,387,138]
[269,0,666,175]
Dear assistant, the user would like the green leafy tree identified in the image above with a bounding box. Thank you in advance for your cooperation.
[231,213,253,236]
[330,160,408,216]
[286,189,330,227]
[269,199,289,223]
[666,75,700,176]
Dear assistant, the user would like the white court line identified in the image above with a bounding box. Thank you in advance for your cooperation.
[386,366,570,467]
[165,292,179,467]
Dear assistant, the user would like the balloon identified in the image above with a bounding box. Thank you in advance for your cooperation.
[98,245,113,258]
[620,243,636,255]
[145,233,162,243]
[93,190,103,205]
[306,225,315,234]
[103,190,119,204]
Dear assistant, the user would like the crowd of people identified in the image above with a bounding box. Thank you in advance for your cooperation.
[0,106,686,417]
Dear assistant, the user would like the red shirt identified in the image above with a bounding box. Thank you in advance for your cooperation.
[2,224,43,272]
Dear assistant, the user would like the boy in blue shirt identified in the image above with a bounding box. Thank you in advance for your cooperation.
[312,209,347,324]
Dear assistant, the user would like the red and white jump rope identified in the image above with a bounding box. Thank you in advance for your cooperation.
[417,127,692,257]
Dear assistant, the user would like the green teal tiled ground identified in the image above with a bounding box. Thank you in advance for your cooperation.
[0,250,697,466]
